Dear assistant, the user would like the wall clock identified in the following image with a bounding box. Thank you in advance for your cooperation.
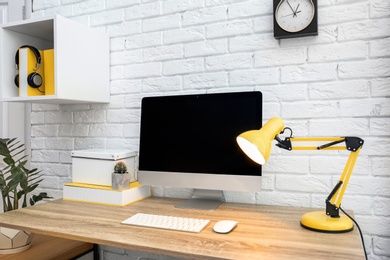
[273,0,318,39]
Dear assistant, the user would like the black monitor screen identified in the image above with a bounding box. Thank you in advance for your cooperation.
[139,91,262,176]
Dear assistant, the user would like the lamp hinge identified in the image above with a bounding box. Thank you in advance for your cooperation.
[275,135,292,151]
[326,200,340,218]
[275,127,293,151]
[345,137,364,152]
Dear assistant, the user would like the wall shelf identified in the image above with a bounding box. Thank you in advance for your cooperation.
[0,15,110,104]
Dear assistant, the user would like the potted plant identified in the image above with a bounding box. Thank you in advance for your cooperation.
[112,161,131,190]
[0,138,49,254]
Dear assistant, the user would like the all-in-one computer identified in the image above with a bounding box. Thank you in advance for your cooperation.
[138,91,263,209]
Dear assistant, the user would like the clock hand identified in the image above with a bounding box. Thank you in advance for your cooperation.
[294,3,300,16]
[281,10,301,18]
[286,0,296,15]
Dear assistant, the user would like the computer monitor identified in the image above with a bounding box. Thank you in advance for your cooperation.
[138,91,263,210]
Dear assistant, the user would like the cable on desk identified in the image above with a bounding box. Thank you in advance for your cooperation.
[340,207,367,260]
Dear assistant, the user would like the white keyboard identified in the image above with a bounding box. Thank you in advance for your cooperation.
[121,213,210,233]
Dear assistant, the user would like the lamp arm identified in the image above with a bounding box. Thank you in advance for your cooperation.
[326,137,364,218]
[326,148,361,217]
[318,137,364,152]
[326,181,343,202]
[317,139,345,150]
[275,133,364,218]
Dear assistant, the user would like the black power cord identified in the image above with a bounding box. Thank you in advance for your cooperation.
[340,207,368,260]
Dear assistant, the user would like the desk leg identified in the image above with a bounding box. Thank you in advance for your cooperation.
[70,244,99,260]
[93,244,99,260]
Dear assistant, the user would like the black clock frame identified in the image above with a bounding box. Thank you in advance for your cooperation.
[273,0,318,39]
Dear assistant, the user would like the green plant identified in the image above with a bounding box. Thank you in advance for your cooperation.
[0,138,49,212]
[114,161,127,174]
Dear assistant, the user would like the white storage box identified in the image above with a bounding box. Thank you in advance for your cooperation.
[71,149,137,186]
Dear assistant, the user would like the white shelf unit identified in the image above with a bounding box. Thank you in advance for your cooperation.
[0,15,110,104]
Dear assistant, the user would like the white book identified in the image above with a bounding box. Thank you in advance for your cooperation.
[18,48,28,97]
[63,181,151,206]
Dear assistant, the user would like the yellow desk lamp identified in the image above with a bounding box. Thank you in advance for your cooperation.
[237,117,364,233]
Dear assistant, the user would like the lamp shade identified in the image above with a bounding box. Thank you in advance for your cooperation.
[236,117,285,165]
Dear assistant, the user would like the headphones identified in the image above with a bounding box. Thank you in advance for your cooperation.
[14,45,43,89]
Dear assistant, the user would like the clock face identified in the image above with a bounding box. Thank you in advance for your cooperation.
[275,0,315,33]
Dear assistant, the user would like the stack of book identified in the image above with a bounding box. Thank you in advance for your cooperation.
[63,181,151,206]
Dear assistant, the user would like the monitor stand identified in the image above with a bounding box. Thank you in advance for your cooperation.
[175,189,225,210]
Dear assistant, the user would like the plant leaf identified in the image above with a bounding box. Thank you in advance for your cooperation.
[0,138,49,210]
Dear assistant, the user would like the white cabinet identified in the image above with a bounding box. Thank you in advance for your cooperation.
[0,15,109,104]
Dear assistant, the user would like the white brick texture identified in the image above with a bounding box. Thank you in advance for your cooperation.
[31,0,390,259]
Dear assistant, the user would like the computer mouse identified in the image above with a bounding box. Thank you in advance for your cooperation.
[213,220,238,234]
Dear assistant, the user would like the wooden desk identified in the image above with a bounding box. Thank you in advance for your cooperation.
[0,198,364,259]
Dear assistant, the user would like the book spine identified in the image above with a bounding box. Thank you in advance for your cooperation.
[18,49,28,97]
[63,184,151,206]
[43,49,55,95]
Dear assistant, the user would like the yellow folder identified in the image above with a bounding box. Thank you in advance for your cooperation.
[43,49,55,95]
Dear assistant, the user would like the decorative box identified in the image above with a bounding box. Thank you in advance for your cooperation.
[71,149,137,186]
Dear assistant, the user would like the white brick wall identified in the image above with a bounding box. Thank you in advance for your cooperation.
[30,0,390,259]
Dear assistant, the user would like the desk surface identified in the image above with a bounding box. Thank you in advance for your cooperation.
[0,197,364,259]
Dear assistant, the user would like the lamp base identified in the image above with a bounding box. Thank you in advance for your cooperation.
[300,211,354,233]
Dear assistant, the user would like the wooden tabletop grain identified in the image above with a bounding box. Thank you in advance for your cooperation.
[0,197,365,259]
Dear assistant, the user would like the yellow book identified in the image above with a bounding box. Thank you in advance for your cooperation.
[43,49,55,95]
[63,181,151,206]
[18,47,45,96]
